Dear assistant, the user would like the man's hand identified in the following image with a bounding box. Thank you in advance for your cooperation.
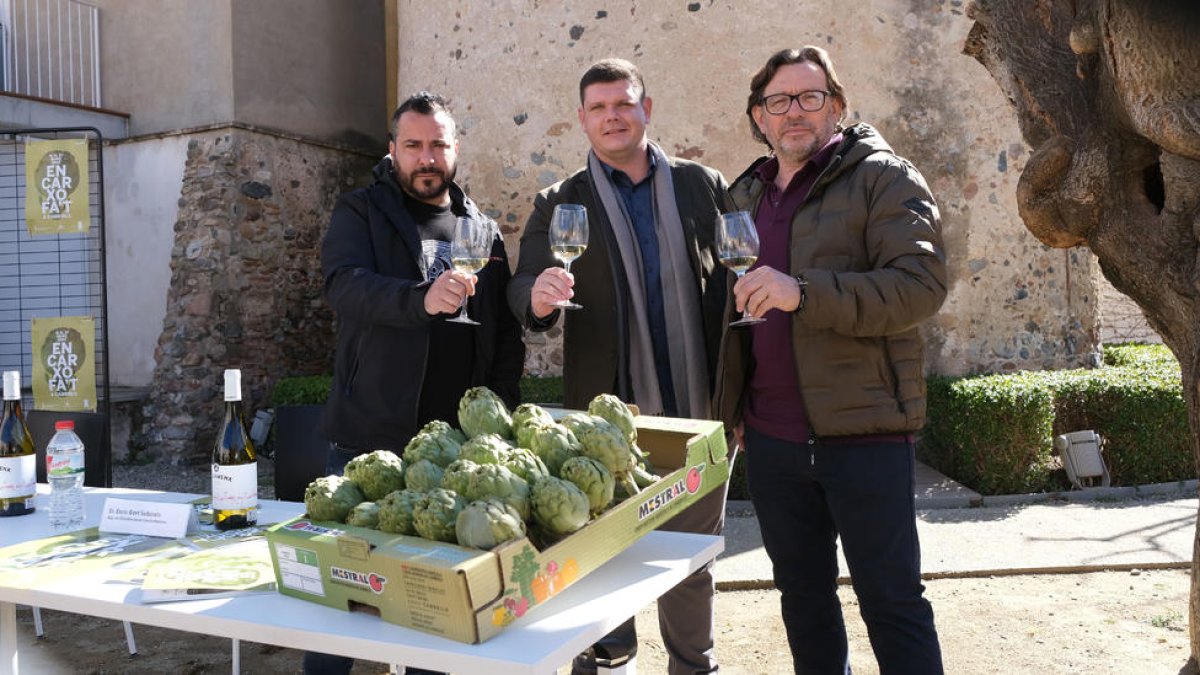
[424,270,477,316]
[733,266,802,318]
[734,422,746,453]
[530,267,575,319]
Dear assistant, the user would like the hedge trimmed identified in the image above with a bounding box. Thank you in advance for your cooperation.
[917,343,1193,495]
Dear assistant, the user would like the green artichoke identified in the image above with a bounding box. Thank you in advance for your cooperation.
[531,475,591,535]
[459,433,515,465]
[441,459,480,495]
[464,463,531,521]
[455,499,527,550]
[404,459,445,492]
[304,475,366,523]
[575,417,640,496]
[403,423,465,468]
[512,403,555,448]
[560,456,615,515]
[458,386,514,439]
[529,422,583,476]
[558,412,600,439]
[345,501,381,528]
[343,449,406,501]
[587,394,637,447]
[505,446,550,484]
[377,489,427,535]
[413,488,468,542]
[632,463,660,490]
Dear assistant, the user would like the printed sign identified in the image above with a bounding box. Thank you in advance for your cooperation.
[31,316,97,411]
[25,138,90,234]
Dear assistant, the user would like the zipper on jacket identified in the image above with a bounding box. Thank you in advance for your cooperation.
[808,428,818,467]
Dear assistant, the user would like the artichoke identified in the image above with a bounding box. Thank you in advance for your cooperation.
[505,447,550,484]
[404,459,445,492]
[455,499,527,550]
[587,394,637,447]
[529,422,583,476]
[343,449,406,501]
[413,488,468,542]
[304,475,366,522]
[458,386,514,439]
[403,422,464,468]
[531,476,591,535]
[459,433,515,465]
[575,417,640,496]
[377,489,427,535]
[558,412,600,439]
[560,456,615,515]
[464,463,531,521]
[632,463,661,489]
[441,459,481,495]
[345,501,381,528]
[512,403,555,448]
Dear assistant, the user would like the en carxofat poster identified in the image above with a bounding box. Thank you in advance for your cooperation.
[31,316,97,412]
[25,138,90,235]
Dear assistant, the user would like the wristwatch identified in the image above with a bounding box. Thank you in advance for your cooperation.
[793,274,808,313]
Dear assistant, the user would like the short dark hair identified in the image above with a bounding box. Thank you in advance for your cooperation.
[578,58,645,105]
[746,47,848,147]
[390,91,455,139]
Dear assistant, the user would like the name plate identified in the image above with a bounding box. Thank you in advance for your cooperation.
[99,498,198,538]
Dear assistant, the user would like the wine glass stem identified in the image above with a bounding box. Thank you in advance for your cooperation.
[459,294,469,320]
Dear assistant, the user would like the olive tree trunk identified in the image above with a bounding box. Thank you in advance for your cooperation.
[965,0,1200,665]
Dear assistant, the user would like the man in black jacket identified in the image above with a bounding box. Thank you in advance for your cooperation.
[508,59,729,675]
[305,91,524,675]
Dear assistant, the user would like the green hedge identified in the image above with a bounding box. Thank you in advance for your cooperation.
[270,374,332,406]
[917,343,1193,495]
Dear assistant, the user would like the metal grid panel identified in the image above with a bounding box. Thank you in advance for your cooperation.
[0,127,107,408]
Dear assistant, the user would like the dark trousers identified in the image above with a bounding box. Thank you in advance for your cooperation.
[744,426,943,675]
[302,445,445,675]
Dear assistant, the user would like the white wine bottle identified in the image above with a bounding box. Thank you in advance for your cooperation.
[0,371,36,517]
[211,369,258,530]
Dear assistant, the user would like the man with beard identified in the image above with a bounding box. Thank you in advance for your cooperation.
[305,91,523,675]
[714,46,946,673]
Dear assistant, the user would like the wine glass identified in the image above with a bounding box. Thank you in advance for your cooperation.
[447,216,492,325]
[549,203,588,310]
[718,211,767,327]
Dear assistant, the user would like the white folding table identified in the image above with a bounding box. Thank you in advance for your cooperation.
[0,487,722,674]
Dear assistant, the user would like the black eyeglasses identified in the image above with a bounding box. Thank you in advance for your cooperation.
[760,91,829,115]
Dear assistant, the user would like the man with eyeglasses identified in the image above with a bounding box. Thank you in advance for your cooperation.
[714,47,947,673]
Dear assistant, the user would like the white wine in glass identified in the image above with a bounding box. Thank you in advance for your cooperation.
[447,216,492,325]
[549,203,588,310]
[719,211,767,327]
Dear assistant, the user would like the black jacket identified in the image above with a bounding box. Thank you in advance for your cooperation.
[319,159,524,451]
[507,157,728,411]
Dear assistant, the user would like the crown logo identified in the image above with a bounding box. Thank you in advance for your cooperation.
[54,328,70,341]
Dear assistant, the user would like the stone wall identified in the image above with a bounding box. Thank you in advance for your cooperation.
[138,127,373,463]
[395,0,1102,378]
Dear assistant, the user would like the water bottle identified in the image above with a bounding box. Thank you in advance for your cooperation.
[46,420,85,530]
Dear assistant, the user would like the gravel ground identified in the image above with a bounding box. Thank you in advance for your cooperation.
[111,456,279,500]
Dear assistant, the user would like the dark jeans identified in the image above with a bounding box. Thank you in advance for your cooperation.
[302,445,446,675]
[744,426,943,675]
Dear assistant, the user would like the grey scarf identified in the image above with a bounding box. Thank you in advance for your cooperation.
[587,142,710,419]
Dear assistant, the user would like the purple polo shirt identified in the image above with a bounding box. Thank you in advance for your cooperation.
[743,134,841,443]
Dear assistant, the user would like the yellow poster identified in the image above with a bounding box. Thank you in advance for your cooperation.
[31,316,97,412]
[25,138,90,235]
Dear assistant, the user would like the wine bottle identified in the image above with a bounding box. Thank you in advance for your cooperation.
[0,371,36,517]
[211,369,258,530]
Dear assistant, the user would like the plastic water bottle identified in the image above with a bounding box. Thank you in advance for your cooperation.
[46,420,85,530]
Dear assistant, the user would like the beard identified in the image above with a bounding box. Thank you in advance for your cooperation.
[398,164,455,202]
[771,117,838,167]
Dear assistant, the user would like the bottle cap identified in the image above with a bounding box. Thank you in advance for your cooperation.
[55,420,75,430]
[224,369,242,402]
[2,371,18,400]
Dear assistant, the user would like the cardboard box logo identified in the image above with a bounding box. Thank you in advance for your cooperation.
[636,462,706,522]
[329,566,387,594]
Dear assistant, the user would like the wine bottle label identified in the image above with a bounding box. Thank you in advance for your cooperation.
[0,455,36,497]
[212,461,258,509]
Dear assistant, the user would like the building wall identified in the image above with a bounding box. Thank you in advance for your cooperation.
[394,0,1101,377]
[103,135,191,386]
[93,0,386,154]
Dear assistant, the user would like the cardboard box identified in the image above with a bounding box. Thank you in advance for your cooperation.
[266,416,729,644]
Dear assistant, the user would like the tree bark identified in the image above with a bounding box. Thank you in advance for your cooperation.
[966,0,1200,664]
